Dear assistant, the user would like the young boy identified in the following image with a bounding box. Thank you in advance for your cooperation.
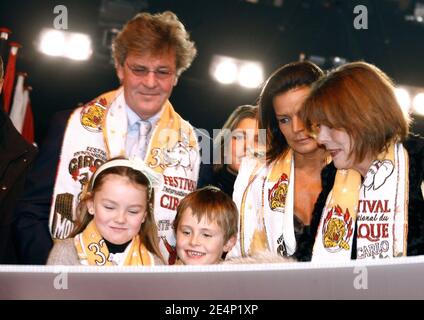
[173,186,238,265]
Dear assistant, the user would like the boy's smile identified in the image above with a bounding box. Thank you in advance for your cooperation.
[176,208,235,265]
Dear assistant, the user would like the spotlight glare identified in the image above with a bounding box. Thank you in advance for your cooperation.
[412,92,424,116]
[39,29,66,56]
[66,33,92,61]
[395,87,411,113]
[213,59,238,85]
[238,63,264,88]
[210,55,264,88]
[38,28,92,61]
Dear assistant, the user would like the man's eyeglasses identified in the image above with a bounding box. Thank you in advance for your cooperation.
[126,63,175,80]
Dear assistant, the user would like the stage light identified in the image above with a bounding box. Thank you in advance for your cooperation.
[412,93,424,116]
[65,33,92,61]
[394,87,411,113]
[330,56,347,67]
[301,54,348,69]
[39,29,66,57]
[210,55,264,88]
[238,62,263,88]
[405,2,424,25]
[38,28,92,61]
[212,58,238,84]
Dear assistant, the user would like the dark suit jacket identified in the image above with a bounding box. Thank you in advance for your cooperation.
[0,109,37,264]
[14,109,72,264]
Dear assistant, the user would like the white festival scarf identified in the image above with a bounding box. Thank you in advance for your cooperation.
[74,220,154,266]
[312,142,408,261]
[49,88,200,264]
[228,150,297,258]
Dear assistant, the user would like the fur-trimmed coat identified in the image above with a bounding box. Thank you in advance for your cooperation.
[295,134,424,261]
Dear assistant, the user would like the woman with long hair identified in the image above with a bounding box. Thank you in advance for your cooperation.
[227,61,328,260]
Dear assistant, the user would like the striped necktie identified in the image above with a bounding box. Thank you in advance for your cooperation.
[131,120,152,160]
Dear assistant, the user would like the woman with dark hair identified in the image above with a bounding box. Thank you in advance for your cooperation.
[227,61,327,260]
[198,105,259,197]
[300,61,424,262]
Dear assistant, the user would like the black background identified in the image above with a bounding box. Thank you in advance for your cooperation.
[1,0,424,143]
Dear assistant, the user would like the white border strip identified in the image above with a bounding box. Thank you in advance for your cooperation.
[1,255,424,273]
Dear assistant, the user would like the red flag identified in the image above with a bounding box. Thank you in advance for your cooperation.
[2,42,21,113]
[21,86,35,144]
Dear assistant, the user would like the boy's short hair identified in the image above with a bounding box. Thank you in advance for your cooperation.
[173,186,238,242]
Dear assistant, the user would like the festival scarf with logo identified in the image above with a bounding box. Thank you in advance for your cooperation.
[228,149,297,258]
[312,142,408,261]
[49,88,200,265]
[74,220,154,266]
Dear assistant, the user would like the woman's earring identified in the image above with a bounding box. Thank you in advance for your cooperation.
[88,207,94,215]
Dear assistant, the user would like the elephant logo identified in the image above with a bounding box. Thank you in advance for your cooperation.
[362,160,394,197]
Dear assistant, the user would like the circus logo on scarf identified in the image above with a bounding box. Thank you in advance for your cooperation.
[68,150,106,192]
[362,159,394,197]
[51,192,74,239]
[80,98,107,132]
[322,205,353,252]
[268,173,289,212]
[149,131,197,175]
[51,150,106,239]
